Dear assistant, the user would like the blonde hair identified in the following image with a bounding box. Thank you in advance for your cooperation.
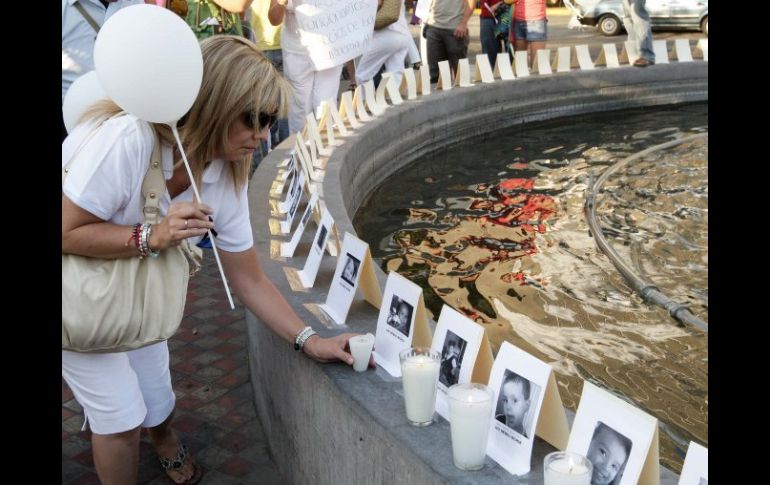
[81,35,291,191]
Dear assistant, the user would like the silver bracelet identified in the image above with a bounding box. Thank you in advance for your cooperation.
[145,224,160,258]
[294,326,317,351]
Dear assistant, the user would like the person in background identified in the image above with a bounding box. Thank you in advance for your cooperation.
[62,0,148,142]
[510,0,547,68]
[356,0,418,89]
[425,0,475,83]
[268,0,345,134]
[621,0,654,67]
[479,0,503,66]
[249,0,290,176]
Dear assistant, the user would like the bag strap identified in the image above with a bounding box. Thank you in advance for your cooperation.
[73,2,101,33]
[141,128,166,225]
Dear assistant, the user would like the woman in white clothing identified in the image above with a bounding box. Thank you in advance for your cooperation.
[356,0,420,88]
[62,35,366,484]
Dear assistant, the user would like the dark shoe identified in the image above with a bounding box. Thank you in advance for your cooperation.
[159,443,203,484]
[633,58,654,67]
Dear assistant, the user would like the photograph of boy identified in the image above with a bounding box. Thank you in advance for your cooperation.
[494,369,539,439]
[439,331,467,387]
[386,295,413,337]
[316,225,328,249]
[587,421,633,485]
[341,254,361,286]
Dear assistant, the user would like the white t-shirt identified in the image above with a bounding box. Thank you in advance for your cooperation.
[62,114,254,253]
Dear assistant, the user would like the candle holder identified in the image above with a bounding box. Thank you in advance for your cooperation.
[447,383,494,471]
[543,451,593,485]
[349,333,375,372]
[399,347,441,427]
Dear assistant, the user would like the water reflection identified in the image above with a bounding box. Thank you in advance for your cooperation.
[354,103,708,473]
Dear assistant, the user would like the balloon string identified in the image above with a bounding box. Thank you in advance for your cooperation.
[171,124,235,310]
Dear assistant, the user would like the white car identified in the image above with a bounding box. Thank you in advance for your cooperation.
[572,0,708,36]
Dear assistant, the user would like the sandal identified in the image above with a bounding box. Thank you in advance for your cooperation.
[159,443,203,484]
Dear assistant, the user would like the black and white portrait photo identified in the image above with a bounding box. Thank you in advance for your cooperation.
[316,225,328,250]
[587,421,633,485]
[288,192,300,218]
[300,205,313,227]
[340,254,360,286]
[385,295,413,337]
[494,369,540,439]
[438,330,467,387]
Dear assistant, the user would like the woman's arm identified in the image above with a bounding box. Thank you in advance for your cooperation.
[220,247,359,365]
[62,195,213,258]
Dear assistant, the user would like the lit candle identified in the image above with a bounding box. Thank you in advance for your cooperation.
[399,348,441,426]
[349,333,375,372]
[543,451,592,485]
[447,383,494,471]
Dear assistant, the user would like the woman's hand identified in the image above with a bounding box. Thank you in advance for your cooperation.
[149,201,214,250]
[303,333,376,368]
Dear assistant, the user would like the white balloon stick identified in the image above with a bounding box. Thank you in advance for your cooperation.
[171,125,235,310]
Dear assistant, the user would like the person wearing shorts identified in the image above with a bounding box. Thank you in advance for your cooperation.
[510,0,547,67]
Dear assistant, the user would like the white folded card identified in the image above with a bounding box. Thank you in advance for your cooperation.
[280,192,319,257]
[318,232,382,326]
[678,441,707,485]
[279,170,305,234]
[373,272,432,377]
[486,341,569,476]
[430,305,492,421]
[568,381,660,485]
[297,208,335,288]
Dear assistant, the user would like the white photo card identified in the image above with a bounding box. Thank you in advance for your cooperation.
[430,305,493,420]
[373,272,432,377]
[297,207,335,289]
[486,341,569,476]
[318,232,382,326]
[280,192,319,258]
[568,381,660,485]
[678,441,707,485]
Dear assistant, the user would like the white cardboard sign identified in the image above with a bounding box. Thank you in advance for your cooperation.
[534,48,552,75]
[274,155,297,200]
[373,272,432,377]
[279,171,306,234]
[568,381,660,485]
[437,60,453,90]
[353,85,372,121]
[418,64,431,96]
[575,44,596,70]
[323,97,350,136]
[430,305,491,420]
[474,54,495,83]
[319,232,382,326]
[277,164,302,214]
[401,67,418,100]
[455,58,473,87]
[513,50,529,78]
[363,79,385,115]
[674,39,693,63]
[596,42,621,68]
[556,46,572,72]
[297,207,335,288]
[653,39,669,64]
[280,192,319,257]
[486,342,569,476]
[678,441,708,485]
[294,0,378,71]
[339,90,362,128]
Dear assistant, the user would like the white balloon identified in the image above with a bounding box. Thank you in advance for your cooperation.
[94,4,203,124]
[62,71,108,134]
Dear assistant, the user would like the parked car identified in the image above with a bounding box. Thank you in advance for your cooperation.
[573,0,707,36]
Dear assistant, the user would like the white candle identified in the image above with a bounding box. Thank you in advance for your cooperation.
[543,451,592,485]
[400,349,441,426]
[349,333,375,372]
[447,383,494,471]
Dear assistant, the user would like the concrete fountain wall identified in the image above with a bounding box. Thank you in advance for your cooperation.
[245,62,707,484]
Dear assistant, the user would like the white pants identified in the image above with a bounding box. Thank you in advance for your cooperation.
[62,341,175,435]
[355,28,412,87]
[283,51,344,134]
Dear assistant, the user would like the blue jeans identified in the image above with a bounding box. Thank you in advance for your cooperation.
[480,17,500,67]
[622,0,654,62]
[251,49,290,176]
[512,19,547,42]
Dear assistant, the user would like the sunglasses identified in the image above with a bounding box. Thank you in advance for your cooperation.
[242,111,278,131]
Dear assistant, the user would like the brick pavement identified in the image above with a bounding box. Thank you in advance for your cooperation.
[62,250,284,484]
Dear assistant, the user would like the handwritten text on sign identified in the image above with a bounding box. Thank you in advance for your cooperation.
[295,0,377,71]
